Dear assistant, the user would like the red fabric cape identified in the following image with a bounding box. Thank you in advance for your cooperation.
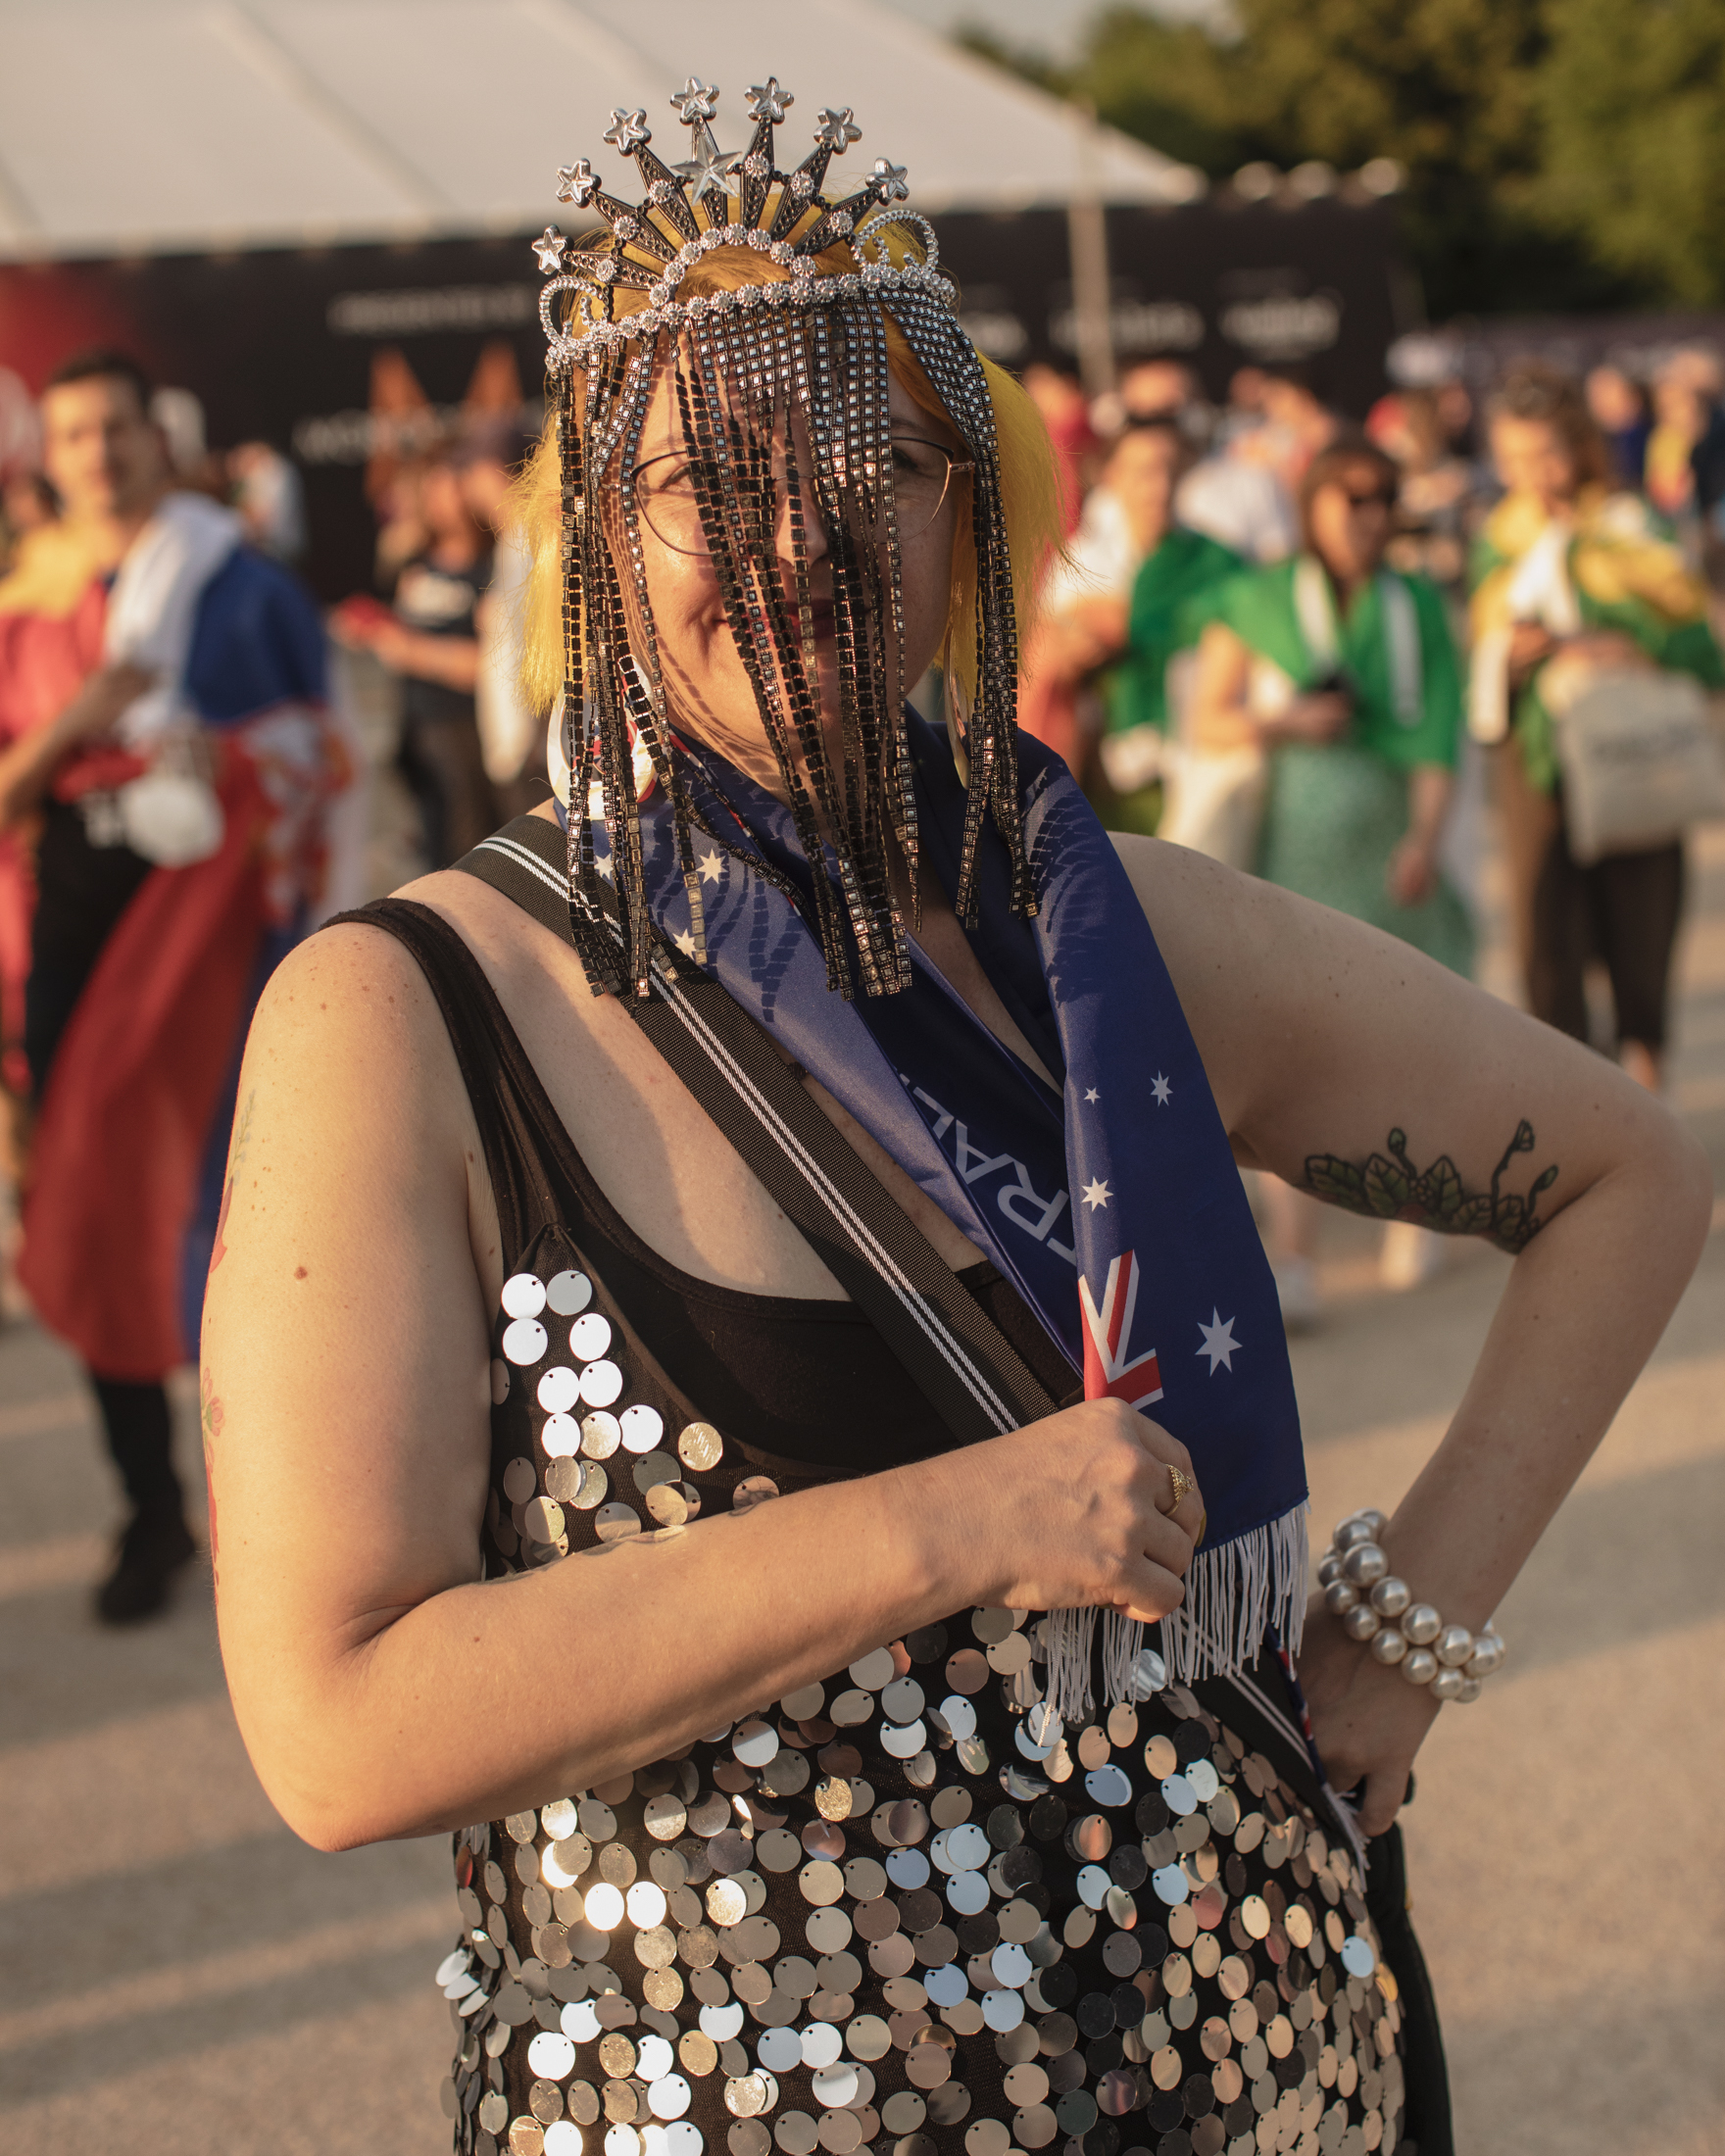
[17,743,271,1377]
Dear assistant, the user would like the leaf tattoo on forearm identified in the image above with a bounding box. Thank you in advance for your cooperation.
[1302,1120,1559,1254]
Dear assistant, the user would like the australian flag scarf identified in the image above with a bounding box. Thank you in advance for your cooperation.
[575,713,1307,1715]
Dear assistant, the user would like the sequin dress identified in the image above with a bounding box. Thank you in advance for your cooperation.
[343,901,1414,2156]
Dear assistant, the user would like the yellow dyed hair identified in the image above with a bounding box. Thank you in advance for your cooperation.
[511,223,1063,716]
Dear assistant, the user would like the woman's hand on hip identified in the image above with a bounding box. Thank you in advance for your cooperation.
[931,1396,1205,1625]
[1294,1592,1441,1836]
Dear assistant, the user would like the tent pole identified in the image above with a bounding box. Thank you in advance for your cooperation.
[1066,100,1115,404]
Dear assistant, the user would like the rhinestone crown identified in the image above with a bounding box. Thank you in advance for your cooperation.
[532,76,952,368]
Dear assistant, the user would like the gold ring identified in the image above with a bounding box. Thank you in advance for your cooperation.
[1166,1464,1194,1512]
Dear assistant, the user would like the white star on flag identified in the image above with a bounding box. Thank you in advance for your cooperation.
[1197,1309,1240,1374]
[1083,1088,1100,1103]
[1152,1073,1172,1107]
[698,851,724,884]
[1081,1178,1111,1210]
[673,929,698,957]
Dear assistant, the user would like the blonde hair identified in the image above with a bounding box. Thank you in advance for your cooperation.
[511,227,1063,715]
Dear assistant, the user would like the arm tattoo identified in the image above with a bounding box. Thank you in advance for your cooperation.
[1302,1119,1559,1254]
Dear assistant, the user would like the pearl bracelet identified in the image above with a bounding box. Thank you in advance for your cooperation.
[1316,1508,1506,1704]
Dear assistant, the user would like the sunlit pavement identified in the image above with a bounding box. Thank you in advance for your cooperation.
[1,828,1720,2154]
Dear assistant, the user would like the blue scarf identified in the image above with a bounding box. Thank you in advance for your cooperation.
[576,714,1307,1709]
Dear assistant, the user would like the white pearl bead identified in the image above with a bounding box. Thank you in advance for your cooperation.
[1429,1666,1464,1701]
[1322,1579,1358,1616]
[1456,1677,1483,1703]
[1368,1575,1410,1618]
[1342,1603,1382,1642]
[1401,1602,1442,1647]
[1369,1628,1407,1665]
[1316,1552,1343,1588]
[1334,1516,1377,1552]
[1435,1624,1475,1668]
[1400,1646,1439,1686]
[1465,1636,1505,1677]
[1341,1542,1389,1588]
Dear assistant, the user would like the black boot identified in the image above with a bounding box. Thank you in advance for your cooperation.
[95,1505,198,1624]
[88,1372,196,1625]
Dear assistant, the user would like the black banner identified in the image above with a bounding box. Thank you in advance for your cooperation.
[0,200,1405,601]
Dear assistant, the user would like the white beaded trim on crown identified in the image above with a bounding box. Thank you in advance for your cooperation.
[541,212,954,371]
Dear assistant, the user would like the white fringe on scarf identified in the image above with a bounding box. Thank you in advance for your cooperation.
[1041,1500,1310,1728]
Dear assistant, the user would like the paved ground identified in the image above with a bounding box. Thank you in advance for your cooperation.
[1,817,1721,2154]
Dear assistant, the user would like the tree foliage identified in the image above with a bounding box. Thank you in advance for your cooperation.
[959,0,1723,317]
[1537,0,1725,307]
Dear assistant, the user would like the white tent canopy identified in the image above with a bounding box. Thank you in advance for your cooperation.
[0,0,1201,262]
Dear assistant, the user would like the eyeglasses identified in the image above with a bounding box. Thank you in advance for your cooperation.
[628,436,973,559]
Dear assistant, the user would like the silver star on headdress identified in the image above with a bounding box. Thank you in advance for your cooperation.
[745,78,793,124]
[870,158,910,202]
[604,107,652,154]
[533,225,568,272]
[675,137,743,198]
[556,158,599,207]
[670,76,719,126]
[815,107,862,152]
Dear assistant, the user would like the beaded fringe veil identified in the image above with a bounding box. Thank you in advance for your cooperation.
[536,80,1034,1004]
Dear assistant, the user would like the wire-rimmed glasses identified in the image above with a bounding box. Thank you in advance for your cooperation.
[628,435,974,558]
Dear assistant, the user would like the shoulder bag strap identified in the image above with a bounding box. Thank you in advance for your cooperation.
[456,818,1060,1446]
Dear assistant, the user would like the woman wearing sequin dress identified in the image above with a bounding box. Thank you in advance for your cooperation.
[204,81,1709,2156]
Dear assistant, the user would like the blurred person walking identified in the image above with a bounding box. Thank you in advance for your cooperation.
[335,448,499,868]
[1021,363,1095,536]
[459,429,550,822]
[1188,435,1472,1320]
[1174,368,1327,566]
[1585,366,1651,493]
[0,349,341,1620]
[1017,420,1238,818]
[1367,388,1482,595]
[1472,364,1724,1092]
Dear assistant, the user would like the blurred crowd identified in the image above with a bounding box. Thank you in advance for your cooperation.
[0,324,1722,1554]
[1012,347,1725,1322]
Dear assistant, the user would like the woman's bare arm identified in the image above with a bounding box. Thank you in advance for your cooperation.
[1114,835,1712,1829]
[204,924,1202,1852]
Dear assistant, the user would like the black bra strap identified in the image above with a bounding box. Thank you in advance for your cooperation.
[456,818,1059,1446]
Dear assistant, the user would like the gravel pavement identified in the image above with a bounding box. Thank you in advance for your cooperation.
[2,825,1720,2155]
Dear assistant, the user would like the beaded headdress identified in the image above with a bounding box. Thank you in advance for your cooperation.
[534,75,1031,1001]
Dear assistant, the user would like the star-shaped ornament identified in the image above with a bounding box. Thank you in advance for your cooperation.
[1197,1309,1241,1374]
[1083,1087,1100,1104]
[604,108,652,155]
[815,106,862,153]
[869,158,910,202]
[1152,1073,1172,1107]
[532,226,567,272]
[698,850,725,885]
[674,928,698,957]
[675,138,742,198]
[1081,1178,1111,1211]
[746,78,793,124]
[670,76,719,127]
[556,159,599,208]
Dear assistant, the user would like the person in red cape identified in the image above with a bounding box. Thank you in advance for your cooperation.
[0,349,341,1623]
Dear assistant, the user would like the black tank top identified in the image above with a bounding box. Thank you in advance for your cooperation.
[334,898,1405,2156]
